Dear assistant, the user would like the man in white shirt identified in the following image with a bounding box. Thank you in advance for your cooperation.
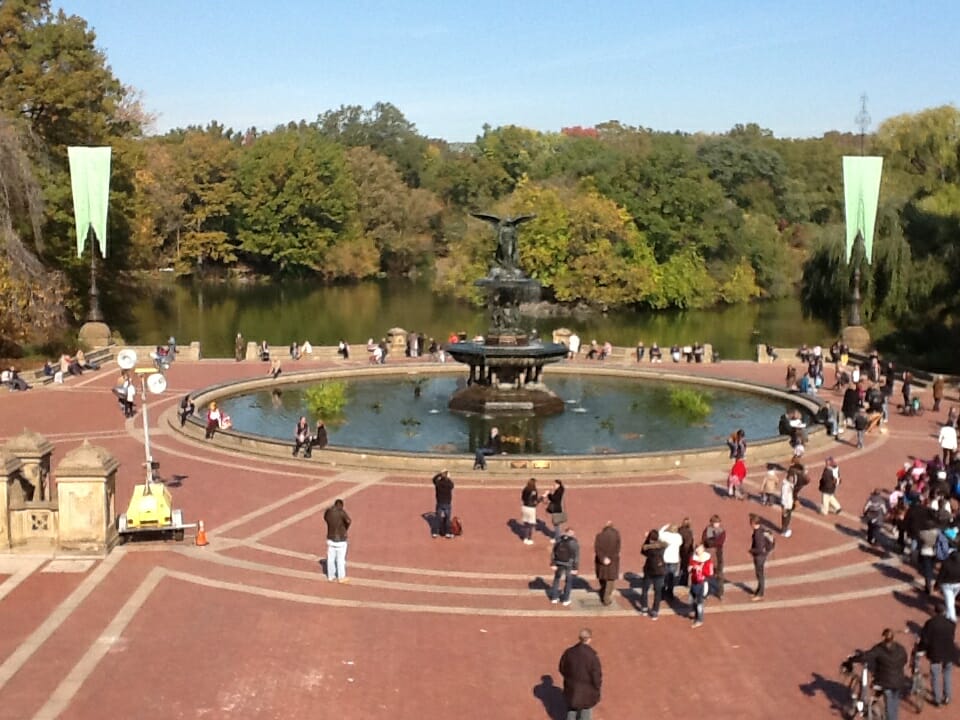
[659,523,683,599]
[568,333,581,359]
[939,422,958,466]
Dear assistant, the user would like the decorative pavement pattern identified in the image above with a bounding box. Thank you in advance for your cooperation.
[0,356,955,719]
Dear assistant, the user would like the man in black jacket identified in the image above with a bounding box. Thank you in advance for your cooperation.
[702,515,726,600]
[749,514,771,601]
[550,529,580,606]
[859,628,908,719]
[919,602,957,707]
[559,628,601,719]
[323,499,351,583]
[432,469,454,538]
[819,457,842,515]
[938,544,960,623]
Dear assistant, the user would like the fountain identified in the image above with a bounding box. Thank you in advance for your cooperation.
[445,213,569,415]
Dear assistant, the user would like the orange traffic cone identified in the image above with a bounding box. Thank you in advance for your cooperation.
[195,519,209,547]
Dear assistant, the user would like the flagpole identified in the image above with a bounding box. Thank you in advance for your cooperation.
[87,225,104,322]
[849,234,862,326]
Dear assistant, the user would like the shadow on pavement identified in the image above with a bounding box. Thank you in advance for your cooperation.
[798,671,850,712]
[532,675,566,720]
[507,519,527,541]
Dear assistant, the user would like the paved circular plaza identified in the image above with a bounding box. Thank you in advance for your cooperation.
[0,355,953,719]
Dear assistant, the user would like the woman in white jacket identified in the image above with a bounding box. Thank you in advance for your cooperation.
[780,475,795,538]
[938,422,958,466]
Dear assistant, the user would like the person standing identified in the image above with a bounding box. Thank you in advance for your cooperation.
[933,375,945,413]
[677,517,695,587]
[919,602,957,707]
[234,332,245,362]
[550,528,580,606]
[567,333,581,360]
[780,471,796,538]
[819,457,842,515]
[323,499,351,583]
[702,515,726,600]
[688,544,714,628]
[558,628,602,720]
[939,422,958,467]
[594,521,621,607]
[726,429,746,459]
[639,529,667,619]
[749,514,770,601]
[853,407,870,448]
[123,378,137,419]
[860,489,886,547]
[659,523,683,600]
[937,538,960,621]
[858,629,908,719]
[178,394,195,427]
[817,400,840,439]
[204,401,221,439]
[432,469,454,539]
[545,480,567,544]
[727,456,747,500]
[520,478,540,545]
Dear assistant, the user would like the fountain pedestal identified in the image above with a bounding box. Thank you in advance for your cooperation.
[446,221,568,416]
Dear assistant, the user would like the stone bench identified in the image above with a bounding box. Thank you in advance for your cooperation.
[28,346,116,385]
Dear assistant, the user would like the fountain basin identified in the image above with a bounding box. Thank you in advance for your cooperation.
[168,364,825,475]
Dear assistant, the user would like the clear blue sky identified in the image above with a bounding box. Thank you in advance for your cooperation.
[56,0,959,141]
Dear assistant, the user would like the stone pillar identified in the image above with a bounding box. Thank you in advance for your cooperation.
[2,430,55,502]
[387,328,408,356]
[0,450,23,550]
[55,441,119,554]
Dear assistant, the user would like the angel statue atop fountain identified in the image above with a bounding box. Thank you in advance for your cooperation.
[471,213,536,277]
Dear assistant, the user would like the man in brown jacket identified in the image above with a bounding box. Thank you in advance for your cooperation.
[594,521,621,606]
[324,499,351,583]
[559,628,602,719]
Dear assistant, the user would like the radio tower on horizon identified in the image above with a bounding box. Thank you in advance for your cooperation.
[855,94,871,155]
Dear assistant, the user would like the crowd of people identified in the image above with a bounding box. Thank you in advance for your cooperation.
[82,330,959,718]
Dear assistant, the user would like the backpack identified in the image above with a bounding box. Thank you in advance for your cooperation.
[554,536,573,564]
[763,530,776,554]
[450,516,463,537]
[863,498,886,522]
[935,531,954,561]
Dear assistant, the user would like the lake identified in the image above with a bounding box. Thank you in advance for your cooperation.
[113,278,833,359]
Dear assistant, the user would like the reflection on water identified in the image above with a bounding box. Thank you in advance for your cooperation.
[218,375,797,456]
[115,278,833,359]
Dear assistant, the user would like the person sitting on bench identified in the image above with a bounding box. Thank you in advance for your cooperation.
[473,427,502,470]
[179,394,195,427]
[305,420,328,458]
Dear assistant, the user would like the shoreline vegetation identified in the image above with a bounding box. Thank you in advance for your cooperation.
[1,5,957,371]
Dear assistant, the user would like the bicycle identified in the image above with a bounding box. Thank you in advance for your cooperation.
[841,652,887,719]
[904,634,926,714]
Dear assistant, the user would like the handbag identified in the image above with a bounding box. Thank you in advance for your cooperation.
[551,512,568,525]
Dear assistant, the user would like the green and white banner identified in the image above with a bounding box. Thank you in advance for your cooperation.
[68,146,112,258]
[842,156,883,264]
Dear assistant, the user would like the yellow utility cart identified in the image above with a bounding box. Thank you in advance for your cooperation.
[114,361,195,542]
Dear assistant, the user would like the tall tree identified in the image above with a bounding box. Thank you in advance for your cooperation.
[345,146,441,275]
[315,102,429,187]
[236,127,362,276]
[0,0,141,312]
